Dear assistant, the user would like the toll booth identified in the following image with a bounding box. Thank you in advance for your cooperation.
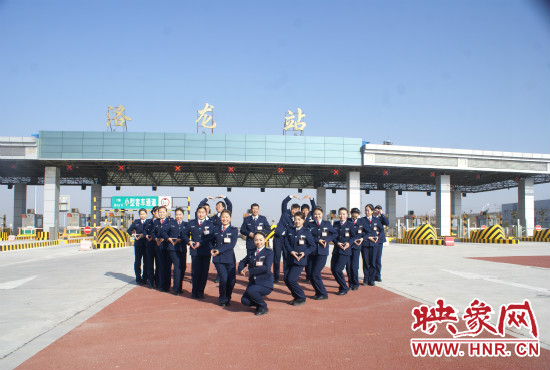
[100,209,134,230]
[476,212,502,228]
[22,209,43,229]
[66,210,87,228]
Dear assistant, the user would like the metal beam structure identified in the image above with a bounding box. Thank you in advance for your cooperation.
[1,133,549,193]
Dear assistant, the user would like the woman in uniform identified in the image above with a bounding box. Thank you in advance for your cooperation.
[211,210,238,307]
[331,207,357,295]
[308,207,337,300]
[347,208,365,291]
[126,208,148,285]
[362,204,383,286]
[167,207,187,295]
[182,206,214,299]
[238,232,274,316]
[283,211,315,306]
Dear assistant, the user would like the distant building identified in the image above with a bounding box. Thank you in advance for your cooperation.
[502,199,550,228]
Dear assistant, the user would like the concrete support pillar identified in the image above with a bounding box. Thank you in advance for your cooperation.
[435,175,451,237]
[13,184,27,231]
[384,190,396,227]
[451,191,462,216]
[43,167,60,239]
[346,171,361,212]
[316,187,326,215]
[91,184,102,229]
[518,178,534,237]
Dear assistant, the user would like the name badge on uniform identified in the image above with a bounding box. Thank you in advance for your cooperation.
[224,237,231,243]
[358,229,362,234]
[322,231,328,237]
[345,232,350,237]
[374,225,378,231]
[204,226,210,235]
[299,239,305,245]
[256,261,263,266]
[257,225,263,231]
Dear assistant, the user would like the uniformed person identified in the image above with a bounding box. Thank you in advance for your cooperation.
[273,195,301,282]
[308,207,337,300]
[373,205,389,282]
[198,195,233,228]
[198,195,232,283]
[152,206,172,292]
[346,208,365,290]
[238,232,274,316]
[144,206,159,289]
[283,212,315,306]
[361,204,383,286]
[240,203,271,252]
[126,208,148,285]
[331,207,357,295]
[301,195,316,282]
[167,207,187,295]
[211,210,238,307]
[182,206,214,299]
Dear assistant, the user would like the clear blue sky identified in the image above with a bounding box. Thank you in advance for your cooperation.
[0,0,549,226]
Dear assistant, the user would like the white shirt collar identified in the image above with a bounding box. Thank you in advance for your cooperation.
[256,246,265,254]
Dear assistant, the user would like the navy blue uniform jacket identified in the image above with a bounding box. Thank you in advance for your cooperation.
[198,197,233,228]
[332,220,358,256]
[168,219,188,253]
[375,214,389,243]
[284,227,315,266]
[152,218,173,250]
[212,224,238,264]
[181,219,215,257]
[127,219,147,246]
[309,220,337,256]
[361,217,383,247]
[238,248,274,289]
[349,218,367,250]
[240,215,271,249]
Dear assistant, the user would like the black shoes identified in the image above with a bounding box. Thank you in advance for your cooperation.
[375,278,382,282]
[313,295,328,300]
[289,299,306,306]
[336,291,348,296]
[350,286,359,291]
[367,282,375,286]
[255,308,269,316]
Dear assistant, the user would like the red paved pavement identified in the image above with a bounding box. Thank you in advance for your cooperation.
[467,256,550,269]
[17,266,549,370]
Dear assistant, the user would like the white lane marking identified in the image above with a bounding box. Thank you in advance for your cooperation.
[0,276,37,289]
[441,269,550,293]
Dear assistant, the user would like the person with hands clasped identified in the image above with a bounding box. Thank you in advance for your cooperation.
[211,210,238,307]
[362,204,383,286]
[308,207,337,300]
[238,232,274,316]
[167,207,187,296]
[182,206,215,299]
[347,208,365,291]
[152,206,172,292]
[144,206,159,289]
[283,211,315,306]
[330,207,357,296]
[126,208,148,286]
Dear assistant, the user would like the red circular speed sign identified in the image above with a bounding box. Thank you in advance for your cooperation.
[84,226,92,234]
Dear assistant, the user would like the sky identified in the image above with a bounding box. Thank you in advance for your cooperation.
[0,0,549,227]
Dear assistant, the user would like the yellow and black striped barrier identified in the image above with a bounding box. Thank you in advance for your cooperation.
[93,226,131,249]
[265,225,277,247]
[395,224,445,245]
[36,231,50,240]
[0,232,7,241]
[459,225,518,244]
[519,229,550,242]
[1,240,60,252]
